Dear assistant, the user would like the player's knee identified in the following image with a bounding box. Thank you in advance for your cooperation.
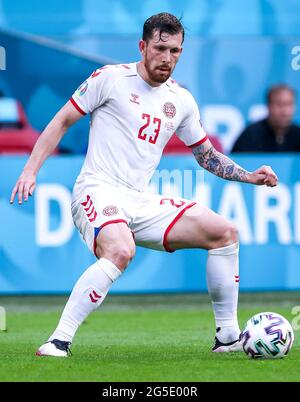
[115,246,135,270]
[103,245,135,271]
[221,223,238,247]
[211,223,238,249]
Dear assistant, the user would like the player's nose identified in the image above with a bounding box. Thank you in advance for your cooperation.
[162,50,171,63]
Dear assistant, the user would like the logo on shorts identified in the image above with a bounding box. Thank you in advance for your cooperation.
[163,102,176,119]
[76,80,88,96]
[103,205,119,216]
[81,194,98,223]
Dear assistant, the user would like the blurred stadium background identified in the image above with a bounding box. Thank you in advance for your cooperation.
[0,0,300,382]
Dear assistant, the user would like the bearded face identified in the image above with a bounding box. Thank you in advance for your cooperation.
[139,30,183,85]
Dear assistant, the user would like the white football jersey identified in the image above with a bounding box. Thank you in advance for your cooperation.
[71,63,207,192]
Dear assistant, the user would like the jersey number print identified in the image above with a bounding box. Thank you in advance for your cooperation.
[138,113,161,144]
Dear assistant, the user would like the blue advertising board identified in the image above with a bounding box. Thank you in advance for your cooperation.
[1,154,300,294]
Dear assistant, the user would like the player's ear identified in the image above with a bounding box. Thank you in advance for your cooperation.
[178,46,183,57]
[139,40,146,56]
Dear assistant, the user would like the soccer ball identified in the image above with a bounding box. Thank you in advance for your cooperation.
[240,312,294,359]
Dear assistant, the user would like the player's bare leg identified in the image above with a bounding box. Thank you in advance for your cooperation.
[36,223,135,357]
[166,204,242,352]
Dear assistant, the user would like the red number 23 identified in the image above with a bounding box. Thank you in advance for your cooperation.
[138,113,161,145]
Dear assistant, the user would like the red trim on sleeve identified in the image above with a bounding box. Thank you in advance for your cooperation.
[70,97,87,116]
[188,135,208,148]
[163,202,197,253]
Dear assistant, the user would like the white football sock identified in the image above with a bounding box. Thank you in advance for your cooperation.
[48,258,122,343]
[206,242,240,343]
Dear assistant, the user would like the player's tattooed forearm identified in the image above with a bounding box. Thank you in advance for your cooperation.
[192,144,249,182]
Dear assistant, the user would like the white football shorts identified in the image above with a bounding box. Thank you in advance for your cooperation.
[71,179,196,256]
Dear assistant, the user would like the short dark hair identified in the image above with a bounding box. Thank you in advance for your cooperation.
[267,84,296,104]
[143,13,184,43]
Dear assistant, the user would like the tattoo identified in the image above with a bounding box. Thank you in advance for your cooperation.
[192,144,249,182]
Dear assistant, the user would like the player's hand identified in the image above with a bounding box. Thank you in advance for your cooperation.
[10,171,37,204]
[248,165,278,187]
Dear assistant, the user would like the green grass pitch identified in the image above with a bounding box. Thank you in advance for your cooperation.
[0,292,299,382]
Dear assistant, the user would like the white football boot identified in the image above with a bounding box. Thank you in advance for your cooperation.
[36,339,72,357]
[212,337,243,352]
[212,327,243,353]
